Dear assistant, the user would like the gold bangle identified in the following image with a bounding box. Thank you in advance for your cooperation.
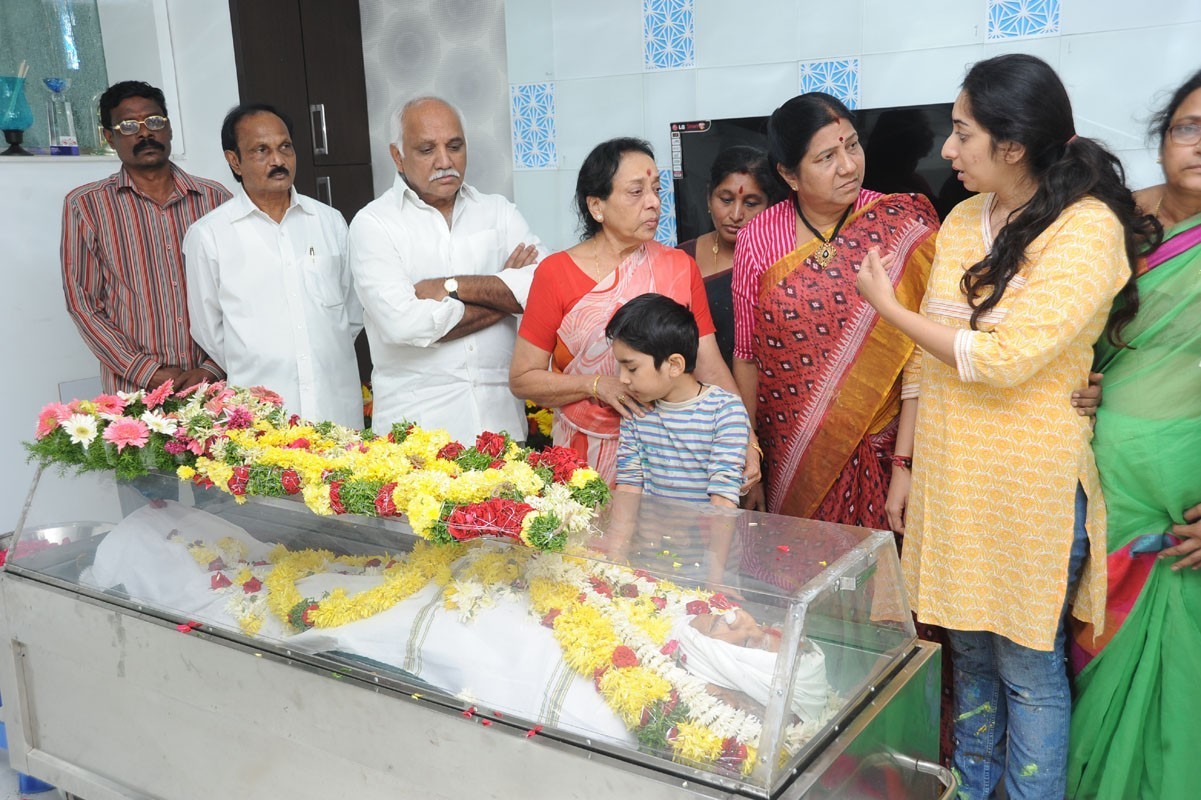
[750,441,764,458]
[591,375,601,400]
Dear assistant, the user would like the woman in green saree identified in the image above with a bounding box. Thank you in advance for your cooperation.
[1067,70,1201,800]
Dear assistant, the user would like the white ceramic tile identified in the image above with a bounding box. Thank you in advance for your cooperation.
[555,75,646,169]
[978,33,1063,66]
[1060,0,1201,35]
[797,0,864,61]
[513,170,561,250]
[643,70,698,167]
[505,0,556,84]
[557,169,584,250]
[861,34,1065,110]
[551,0,644,79]
[694,0,799,68]
[1060,25,1201,151]
[861,0,985,53]
[695,62,799,120]
[860,45,986,109]
[1116,147,1163,194]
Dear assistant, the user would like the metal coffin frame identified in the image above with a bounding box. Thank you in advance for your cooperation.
[0,563,947,800]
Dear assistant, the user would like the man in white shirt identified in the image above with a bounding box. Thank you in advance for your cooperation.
[185,103,364,428]
[348,96,547,443]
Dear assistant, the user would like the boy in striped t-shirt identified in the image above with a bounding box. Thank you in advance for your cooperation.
[606,293,749,508]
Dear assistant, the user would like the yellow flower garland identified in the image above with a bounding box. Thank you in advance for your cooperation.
[263,540,465,631]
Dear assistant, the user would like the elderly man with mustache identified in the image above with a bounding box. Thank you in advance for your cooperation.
[182,103,364,428]
[62,80,232,393]
[347,96,547,443]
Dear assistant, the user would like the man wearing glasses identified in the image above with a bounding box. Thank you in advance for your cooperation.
[62,80,231,393]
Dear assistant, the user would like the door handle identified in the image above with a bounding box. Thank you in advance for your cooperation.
[310,103,328,156]
[316,176,332,207]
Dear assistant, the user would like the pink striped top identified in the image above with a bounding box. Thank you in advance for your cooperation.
[731,190,882,360]
[62,165,231,392]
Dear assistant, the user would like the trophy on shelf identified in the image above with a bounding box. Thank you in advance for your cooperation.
[0,64,34,156]
[44,76,79,155]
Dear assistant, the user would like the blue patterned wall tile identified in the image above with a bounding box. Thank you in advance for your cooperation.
[655,167,678,247]
[510,82,557,170]
[643,0,694,71]
[798,58,860,109]
[987,0,1061,40]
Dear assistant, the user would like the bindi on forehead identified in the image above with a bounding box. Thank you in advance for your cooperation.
[646,168,653,176]
[839,136,844,142]
[737,185,743,194]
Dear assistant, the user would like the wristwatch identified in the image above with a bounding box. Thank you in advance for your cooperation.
[443,277,460,301]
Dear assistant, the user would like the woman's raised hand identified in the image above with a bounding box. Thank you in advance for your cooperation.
[854,247,899,311]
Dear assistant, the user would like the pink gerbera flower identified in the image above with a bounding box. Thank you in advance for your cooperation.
[102,417,150,452]
[92,394,126,416]
[248,386,284,406]
[225,405,253,429]
[143,379,174,409]
[35,402,71,438]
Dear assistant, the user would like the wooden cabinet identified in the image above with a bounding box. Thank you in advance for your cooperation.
[228,0,375,222]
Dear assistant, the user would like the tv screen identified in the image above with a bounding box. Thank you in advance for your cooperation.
[669,102,972,245]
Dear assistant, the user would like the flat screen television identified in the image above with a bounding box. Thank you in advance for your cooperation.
[669,102,973,244]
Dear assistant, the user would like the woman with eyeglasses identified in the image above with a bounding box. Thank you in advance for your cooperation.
[856,54,1158,799]
[1065,69,1201,800]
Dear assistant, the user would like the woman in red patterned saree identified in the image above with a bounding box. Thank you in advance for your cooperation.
[731,90,946,759]
[732,93,938,529]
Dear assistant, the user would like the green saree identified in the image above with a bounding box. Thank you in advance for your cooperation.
[1066,214,1201,799]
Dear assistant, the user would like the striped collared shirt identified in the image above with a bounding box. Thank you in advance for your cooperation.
[61,164,232,392]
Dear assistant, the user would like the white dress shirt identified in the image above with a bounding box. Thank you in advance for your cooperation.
[347,175,546,443]
[184,188,364,428]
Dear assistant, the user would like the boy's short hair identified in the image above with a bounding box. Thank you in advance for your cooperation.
[605,293,698,371]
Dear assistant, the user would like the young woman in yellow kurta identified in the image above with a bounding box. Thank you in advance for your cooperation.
[857,54,1156,800]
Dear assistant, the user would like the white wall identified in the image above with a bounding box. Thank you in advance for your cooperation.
[0,0,239,530]
[504,0,1201,251]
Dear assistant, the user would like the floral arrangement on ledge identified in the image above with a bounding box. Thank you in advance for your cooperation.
[26,381,610,551]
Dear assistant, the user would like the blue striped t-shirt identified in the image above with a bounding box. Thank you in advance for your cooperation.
[615,384,749,505]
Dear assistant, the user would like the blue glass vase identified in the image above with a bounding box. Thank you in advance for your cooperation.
[0,76,35,156]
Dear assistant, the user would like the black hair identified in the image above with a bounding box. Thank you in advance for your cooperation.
[98,80,167,129]
[1150,68,1201,146]
[956,54,1159,345]
[575,137,655,239]
[708,145,789,206]
[765,92,856,177]
[219,103,295,184]
[605,293,698,372]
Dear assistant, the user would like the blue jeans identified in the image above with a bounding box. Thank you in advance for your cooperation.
[948,485,1090,800]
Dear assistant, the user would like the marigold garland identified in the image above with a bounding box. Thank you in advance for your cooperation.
[25,382,610,552]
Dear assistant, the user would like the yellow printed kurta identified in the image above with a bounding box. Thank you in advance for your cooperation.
[903,195,1128,651]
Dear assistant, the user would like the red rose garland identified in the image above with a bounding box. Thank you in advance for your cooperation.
[446,498,534,541]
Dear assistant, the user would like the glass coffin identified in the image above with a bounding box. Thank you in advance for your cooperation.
[8,467,917,797]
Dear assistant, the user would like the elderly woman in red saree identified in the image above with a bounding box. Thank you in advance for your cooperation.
[510,138,756,485]
[732,92,938,529]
